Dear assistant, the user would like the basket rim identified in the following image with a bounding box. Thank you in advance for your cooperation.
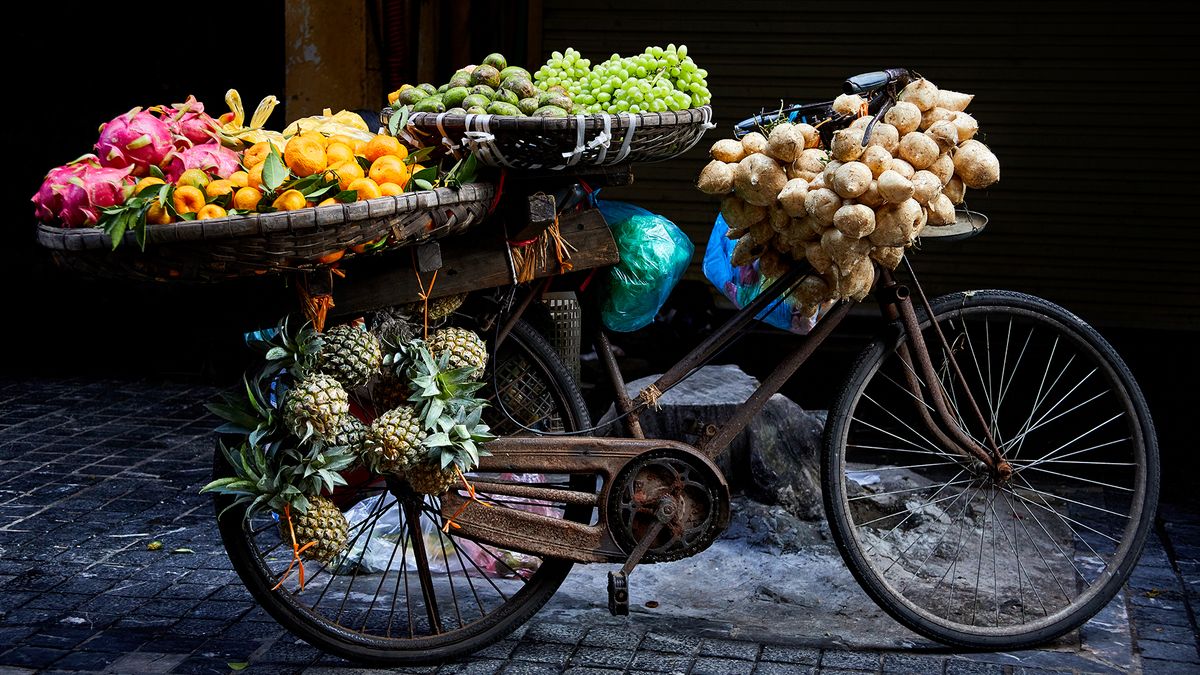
[403,105,713,131]
[36,182,496,252]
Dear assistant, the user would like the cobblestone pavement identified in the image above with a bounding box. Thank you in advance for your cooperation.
[1,377,1197,674]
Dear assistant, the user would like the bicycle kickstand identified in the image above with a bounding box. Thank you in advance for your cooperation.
[608,496,677,616]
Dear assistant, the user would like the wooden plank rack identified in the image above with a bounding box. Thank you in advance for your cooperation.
[330,207,619,317]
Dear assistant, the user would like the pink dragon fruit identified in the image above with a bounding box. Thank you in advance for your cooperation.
[159,96,220,149]
[165,142,241,182]
[95,107,175,175]
[55,165,134,227]
[32,155,101,223]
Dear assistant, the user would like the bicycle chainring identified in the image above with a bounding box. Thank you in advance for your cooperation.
[606,448,730,563]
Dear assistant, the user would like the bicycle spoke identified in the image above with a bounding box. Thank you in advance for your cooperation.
[1003,370,1101,453]
[1016,414,1126,473]
[1016,464,1133,493]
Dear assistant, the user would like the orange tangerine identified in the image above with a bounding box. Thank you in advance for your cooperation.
[369,155,410,187]
[315,250,345,264]
[317,197,339,207]
[197,204,228,220]
[228,170,249,188]
[173,185,205,214]
[247,162,265,189]
[134,176,165,194]
[243,142,272,168]
[205,179,236,199]
[233,186,263,211]
[362,135,407,162]
[325,142,355,166]
[346,177,382,201]
[300,131,327,146]
[272,189,307,211]
[146,201,171,225]
[284,135,327,178]
[330,161,365,190]
[176,169,210,191]
[327,134,360,149]
[350,238,381,254]
[379,182,404,196]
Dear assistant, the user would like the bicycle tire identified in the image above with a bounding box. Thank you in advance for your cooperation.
[213,318,593,665]
[822,290,1159,649]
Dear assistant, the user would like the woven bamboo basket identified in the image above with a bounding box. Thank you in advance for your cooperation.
[390,106,715,170]
[36,183,495,283]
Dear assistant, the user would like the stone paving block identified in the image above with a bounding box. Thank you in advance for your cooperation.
[522,621,588,645]
[690,656,756,675]
[500,662,562,675]
[22,625,96,650]
[580,623,645,648]
[436,660,507,675]
[0,646,69,670]
[699,638,760,661]
[1131,603,1194,628]
[944,659,1004,674]
[49,649,121,671]
[881,652,946,673]
[630,650,692,673]
[752,663,816,675]
[107,651,189,674]
[640,631,702,655]
[473,640,519,660]
[820,649,881,671]
[759,645,820,665]
[561,668,626,675]
[1137,638,1200,663]
[1139,623,1195,643]
[568,646,634,669]
[1138,659,1200,675]
[508,641,571,667]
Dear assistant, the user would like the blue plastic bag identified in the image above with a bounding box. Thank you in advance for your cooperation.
[598,200,694,333]
[703,214,823,334]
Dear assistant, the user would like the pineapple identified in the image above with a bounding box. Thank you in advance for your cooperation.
[282,373,349,442]
[408,404,495,495]
[202,440,356,562]
[329,415,368,453]
[318,324,382,388]
[428,327,488,378]
[366,406,423,474]
[288,494,348,563]
[406,293,466,322]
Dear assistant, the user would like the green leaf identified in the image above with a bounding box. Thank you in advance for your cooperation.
[262,146,288,192]
[265,347,289,361]
[149,165,165,180]
[228,662,249,671]
[355,155,372,171]
[413,179,433,191]
[404,146,435,165]
[388,106,409,137]
[413,165,438,183]
[334,189,358,203]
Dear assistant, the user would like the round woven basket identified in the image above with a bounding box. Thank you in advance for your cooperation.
[36,183,495,283]
[393,106,714,170]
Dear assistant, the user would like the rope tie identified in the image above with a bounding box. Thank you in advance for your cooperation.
[638,384,664,410]
[441,467,494,533]
[272,504,316,591]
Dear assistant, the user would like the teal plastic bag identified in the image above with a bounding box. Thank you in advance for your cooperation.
[598,200,694,332]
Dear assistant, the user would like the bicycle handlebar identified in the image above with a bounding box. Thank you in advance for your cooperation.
[843,68,912,95]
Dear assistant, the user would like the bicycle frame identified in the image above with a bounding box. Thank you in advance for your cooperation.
[440,260,1010,563]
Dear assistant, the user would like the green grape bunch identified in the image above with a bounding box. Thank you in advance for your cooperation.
[533,45,711,115]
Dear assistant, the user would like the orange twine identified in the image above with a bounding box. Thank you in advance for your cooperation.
[272,504,316,591]
[411,251,439,340]
[441,467,493,533]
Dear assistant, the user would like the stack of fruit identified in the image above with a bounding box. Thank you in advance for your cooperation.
[697,77,999,315]
[203,302,493,564]
[32,96,435,251]
[387,45,710,118]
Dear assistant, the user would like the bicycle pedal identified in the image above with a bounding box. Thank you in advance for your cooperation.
[607,571,629,616]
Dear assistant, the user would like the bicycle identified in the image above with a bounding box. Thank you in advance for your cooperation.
[211,69,1160,665]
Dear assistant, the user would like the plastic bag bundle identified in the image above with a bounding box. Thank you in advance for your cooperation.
[597,200,694,333]
[703,214,827,334]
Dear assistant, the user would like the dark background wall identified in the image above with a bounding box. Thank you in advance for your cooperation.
[5,2,1195,490]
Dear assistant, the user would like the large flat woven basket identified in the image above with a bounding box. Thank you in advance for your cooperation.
[393,106,714,170]
[36,183,495,283]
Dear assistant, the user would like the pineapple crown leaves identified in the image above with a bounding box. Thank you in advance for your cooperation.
[421,402,495,472]
[206,374,286,452]
[202,438,354,520]
[251,317,324,382]
[405,341,486,429]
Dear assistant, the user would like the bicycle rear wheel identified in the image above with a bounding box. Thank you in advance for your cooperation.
[823,290,1159,649]
[214,318,593,665]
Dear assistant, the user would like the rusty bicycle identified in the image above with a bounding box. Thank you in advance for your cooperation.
[212,71,1159,665]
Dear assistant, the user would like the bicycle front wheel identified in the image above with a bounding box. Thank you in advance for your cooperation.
[823,290,1159,649]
